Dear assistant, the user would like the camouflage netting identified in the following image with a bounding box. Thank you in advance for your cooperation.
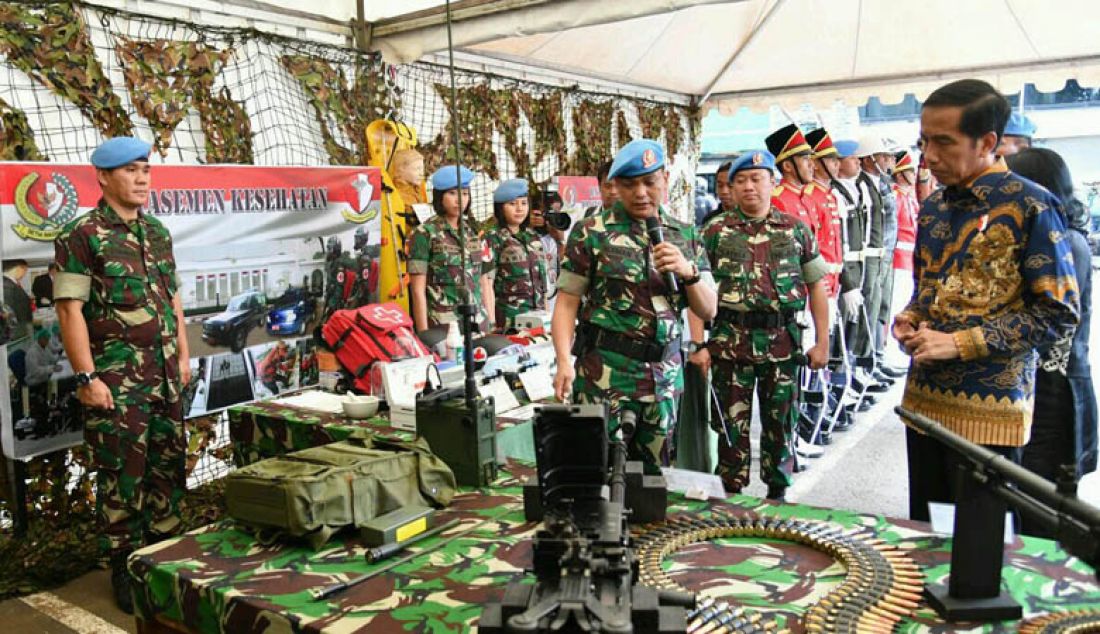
[280,54,395,165]
[0,413,230,599]
[115,37,235,157]
[0,95,44,160]
[0,0,697,594]
[0,0,697,212]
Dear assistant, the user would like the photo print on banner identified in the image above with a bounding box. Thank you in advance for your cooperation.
[1,163,382,460]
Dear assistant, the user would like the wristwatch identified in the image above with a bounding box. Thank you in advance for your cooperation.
[686,341,706,354]
[682,262,702,286]
[75,371,98,387]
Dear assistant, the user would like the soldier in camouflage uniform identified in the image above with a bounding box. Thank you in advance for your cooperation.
[347,227,380,309]
[485,178,547,331]
[53,137,189,614]
[321,236,357,322]
[407,165,493,333]
[687,151,830,500]
[553,140,717,472]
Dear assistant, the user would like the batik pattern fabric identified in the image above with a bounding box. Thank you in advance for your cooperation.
[899,162,1079,446]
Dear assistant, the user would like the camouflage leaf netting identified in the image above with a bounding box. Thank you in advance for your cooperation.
[0,1,132,138]
[116,37,234,157]
[0,0,697,213]
[0,0,697,556]
[0,95,44,160]
[566,98,616,177]
[281,55,394,165]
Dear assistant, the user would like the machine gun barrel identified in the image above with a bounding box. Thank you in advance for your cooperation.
[896,406,1100,575]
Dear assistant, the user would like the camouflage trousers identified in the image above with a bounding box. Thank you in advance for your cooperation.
[85,398,185,557]
[572,361,678,474]
[711,357,799,493]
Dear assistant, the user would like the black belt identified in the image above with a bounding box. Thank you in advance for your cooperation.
[716,308,795,329]
[577,324,676,363]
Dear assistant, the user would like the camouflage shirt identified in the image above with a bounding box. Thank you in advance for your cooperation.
[54,200,181,404]
[558,203,710,398]
[702,206,828,361]
[484,226,546,324]
[406,214,491,331]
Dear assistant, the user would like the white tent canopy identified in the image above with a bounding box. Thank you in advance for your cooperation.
[356,0,1100,112]
[200,0,1100,111]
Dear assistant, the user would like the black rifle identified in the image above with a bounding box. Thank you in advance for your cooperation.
[896,406,1100,621]
[480,404,692,633]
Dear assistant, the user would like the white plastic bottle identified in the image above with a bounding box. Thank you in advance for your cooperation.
[446,321,463,362]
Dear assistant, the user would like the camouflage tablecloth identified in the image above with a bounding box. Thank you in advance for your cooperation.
[228,399,535,467]
[130,462,1099,633]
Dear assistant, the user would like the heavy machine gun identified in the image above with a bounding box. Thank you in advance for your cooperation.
[896,407,1100,621]
[480,404,694,633]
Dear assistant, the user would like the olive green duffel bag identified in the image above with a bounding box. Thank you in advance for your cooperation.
[225,435,456,548]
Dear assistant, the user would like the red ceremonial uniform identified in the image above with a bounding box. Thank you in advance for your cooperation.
[892,183,919,271]
[771,181,818,231]
[804,180,843,297]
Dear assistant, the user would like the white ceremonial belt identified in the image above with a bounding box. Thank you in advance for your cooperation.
[844,251,864,263]
[894,240,916,251]
[863,247,884,257]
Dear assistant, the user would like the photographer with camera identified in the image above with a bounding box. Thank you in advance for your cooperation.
[530,187,571,312]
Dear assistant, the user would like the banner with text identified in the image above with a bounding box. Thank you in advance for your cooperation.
[1,164,380,461]
[1,163,383,261]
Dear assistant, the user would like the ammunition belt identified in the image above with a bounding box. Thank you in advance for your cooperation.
[634,515,924,634]
[715,309,795,330]
[576,324,676,363]
[1018,610,1100,633]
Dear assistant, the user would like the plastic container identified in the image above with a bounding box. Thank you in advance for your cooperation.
[445,321,463,362]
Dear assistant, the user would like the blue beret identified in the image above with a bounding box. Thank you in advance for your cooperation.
[1004,112,1036,138]
[834,140,859,158]
[493,178,528,203]
[608,139,665,180]
[430,165,475,191]
[90,136,151,169]
[727,150,776,181]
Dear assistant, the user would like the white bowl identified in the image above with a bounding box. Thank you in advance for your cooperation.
[342,394,379,418]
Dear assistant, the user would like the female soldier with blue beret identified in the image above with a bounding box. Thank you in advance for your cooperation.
[484,178,547,331]
[406,165,493,333]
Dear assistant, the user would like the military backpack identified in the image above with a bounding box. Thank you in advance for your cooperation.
[225,435,455,548]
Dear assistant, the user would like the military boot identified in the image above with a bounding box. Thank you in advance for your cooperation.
[110,552,134,615]
[766,485,787,502]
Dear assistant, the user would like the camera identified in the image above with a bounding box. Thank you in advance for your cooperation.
[544,211,572,232]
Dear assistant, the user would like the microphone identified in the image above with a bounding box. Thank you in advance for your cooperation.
[644,216,678,294]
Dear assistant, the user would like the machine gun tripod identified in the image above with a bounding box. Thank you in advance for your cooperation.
[480,405,693,633]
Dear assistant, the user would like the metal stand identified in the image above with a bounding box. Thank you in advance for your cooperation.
[923,461,1022,622]
[9,458,28,537]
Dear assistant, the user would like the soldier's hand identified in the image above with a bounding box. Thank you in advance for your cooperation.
[179,357,192,385]
[909,326,960,365]
[688,347,711,375]
[806,343,829,370]
[553,364,575,403]
[652,242,692,279]
[78,378,114,411]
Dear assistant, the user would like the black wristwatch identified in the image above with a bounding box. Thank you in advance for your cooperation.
[686,341,706,354]
[75,371,98,387]
[682,262,702,287]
